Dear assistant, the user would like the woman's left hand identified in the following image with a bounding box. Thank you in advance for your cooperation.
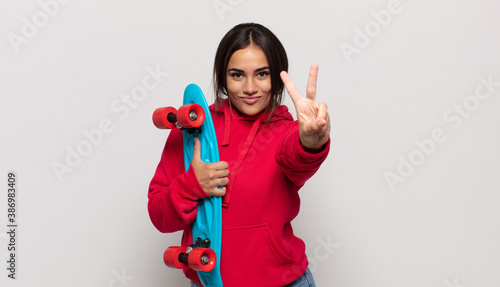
[280,64,330,151]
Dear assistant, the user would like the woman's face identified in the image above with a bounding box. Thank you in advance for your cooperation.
[226,45,272,116]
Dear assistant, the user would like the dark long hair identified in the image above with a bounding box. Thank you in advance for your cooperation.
[213,23,288,115]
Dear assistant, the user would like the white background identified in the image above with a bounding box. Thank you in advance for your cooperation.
[1,0,499,286]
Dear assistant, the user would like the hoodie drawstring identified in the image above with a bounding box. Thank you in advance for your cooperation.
[221,108,231,147]
[222,118,261,207]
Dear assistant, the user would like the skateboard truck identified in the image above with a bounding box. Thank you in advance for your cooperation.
[164,237,216,272]
[153,104,205,134]
[181,238,212,264]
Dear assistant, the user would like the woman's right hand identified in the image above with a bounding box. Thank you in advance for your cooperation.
[191,137,229,197]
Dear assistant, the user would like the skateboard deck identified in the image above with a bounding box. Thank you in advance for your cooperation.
[153,84,223,287]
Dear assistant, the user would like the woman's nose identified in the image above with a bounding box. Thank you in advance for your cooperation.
[243,79,257,95]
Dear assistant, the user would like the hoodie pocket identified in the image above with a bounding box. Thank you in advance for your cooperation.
[221,223,295,281]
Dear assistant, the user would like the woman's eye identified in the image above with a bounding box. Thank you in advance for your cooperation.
[230,72,243,78]
[257,71,270,78]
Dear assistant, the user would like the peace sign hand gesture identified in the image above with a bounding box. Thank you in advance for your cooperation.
[280,64,330,152]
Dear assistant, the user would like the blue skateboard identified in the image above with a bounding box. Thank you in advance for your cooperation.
[153,84,223,287]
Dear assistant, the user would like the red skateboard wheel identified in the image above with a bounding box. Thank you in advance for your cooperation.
[177,104,205,129]
[188,248,216,272]
[153,107,177,129]
[164,246,188,269]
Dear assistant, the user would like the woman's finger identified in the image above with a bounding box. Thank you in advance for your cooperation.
[317,102,328,122]
[213,168,230,178]
[280,71,302,106]
[210,186,226,197]
[306,64,319,101]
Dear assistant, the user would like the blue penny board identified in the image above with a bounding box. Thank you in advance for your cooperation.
[182,84,223,287]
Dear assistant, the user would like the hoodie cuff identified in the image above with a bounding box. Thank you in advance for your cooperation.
[278,127,330,167]
[292,129,330,164]
[301,139,330,154]
[175,165,210,201]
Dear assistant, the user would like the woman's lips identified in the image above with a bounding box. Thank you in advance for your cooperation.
[241,96,261,105]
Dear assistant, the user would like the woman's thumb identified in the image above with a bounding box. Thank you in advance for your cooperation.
[193,137,201,162]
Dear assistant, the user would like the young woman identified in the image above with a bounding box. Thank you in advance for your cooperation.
[148,23,330,287]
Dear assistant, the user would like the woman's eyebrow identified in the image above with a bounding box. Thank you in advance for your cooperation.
[255,66,270,72]
[227,66,270,73]
[227,68,244,73]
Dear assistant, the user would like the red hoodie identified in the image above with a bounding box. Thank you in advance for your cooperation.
[148,99,330,287]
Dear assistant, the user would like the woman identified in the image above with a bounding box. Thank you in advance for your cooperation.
[148,23,330,287]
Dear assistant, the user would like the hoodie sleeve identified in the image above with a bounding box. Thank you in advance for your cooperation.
[276,122,330,187]
[148,128,210,233]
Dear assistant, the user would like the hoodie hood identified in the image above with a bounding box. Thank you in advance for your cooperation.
[209,99,294,207]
